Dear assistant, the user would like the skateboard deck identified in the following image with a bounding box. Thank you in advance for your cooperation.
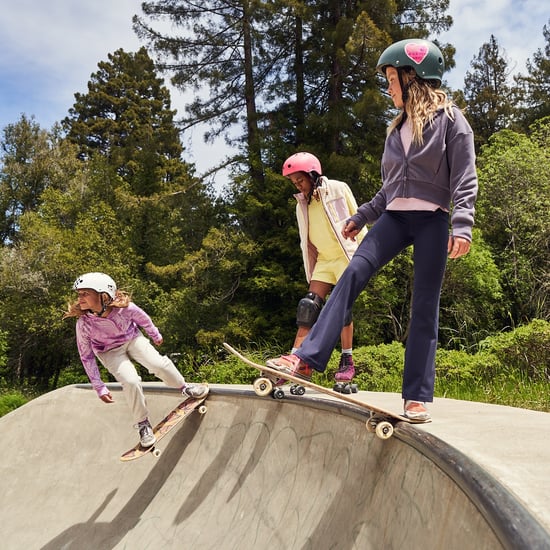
[224,343,422,439]
[120,393,208,461]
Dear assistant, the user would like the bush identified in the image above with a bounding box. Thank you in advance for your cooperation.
[0,391,29,417]
[477,319,550,382]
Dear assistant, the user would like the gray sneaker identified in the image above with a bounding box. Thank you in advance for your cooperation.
[138,419,156,447]
[403,400,432,423]
[182,383,209,399]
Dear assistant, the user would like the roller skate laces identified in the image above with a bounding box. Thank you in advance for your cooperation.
[333,353,358,393]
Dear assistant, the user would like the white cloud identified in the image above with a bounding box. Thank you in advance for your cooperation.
[441,0,548,88]
[0,0,142,127]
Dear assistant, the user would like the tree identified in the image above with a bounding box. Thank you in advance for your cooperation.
[514,20,550,130]
[63,47,219,274]
[64,48,182,194]
[0,156,138,388]
[0,116,80,245]
[475,122,550,324]
[134,0,455,189]
[462,35,515,150]
[133,1,281,185]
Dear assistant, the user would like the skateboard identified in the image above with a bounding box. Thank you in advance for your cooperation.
[120,393,208,461]
[224,343,419,440]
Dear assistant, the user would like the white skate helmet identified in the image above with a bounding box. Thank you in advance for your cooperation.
[73,272,117,299]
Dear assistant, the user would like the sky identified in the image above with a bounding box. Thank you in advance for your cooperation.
[0,0,548,186]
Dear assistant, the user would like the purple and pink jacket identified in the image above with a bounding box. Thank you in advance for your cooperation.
[75,302,162,397]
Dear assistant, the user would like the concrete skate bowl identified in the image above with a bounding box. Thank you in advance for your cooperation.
[1,385,549,549]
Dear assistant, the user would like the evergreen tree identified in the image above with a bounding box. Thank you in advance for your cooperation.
[462,35,515,151]
[514,20,550,130]
[63,47,219,273]
[0,116,79,245]
[64,47,182,195]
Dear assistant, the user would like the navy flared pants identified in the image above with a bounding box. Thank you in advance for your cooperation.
[295,210,449,402]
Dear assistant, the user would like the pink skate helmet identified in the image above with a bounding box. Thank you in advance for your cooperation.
[282,152,322,178]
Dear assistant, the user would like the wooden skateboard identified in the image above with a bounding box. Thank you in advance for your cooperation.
[224,343,420,439]
[120,393,208,461]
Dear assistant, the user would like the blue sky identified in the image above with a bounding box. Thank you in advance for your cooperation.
[0,0,548,180]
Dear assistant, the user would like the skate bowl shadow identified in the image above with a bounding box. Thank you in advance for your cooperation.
[1,384,548,549]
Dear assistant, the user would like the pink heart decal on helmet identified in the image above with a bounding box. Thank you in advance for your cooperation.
[404,43,429,64]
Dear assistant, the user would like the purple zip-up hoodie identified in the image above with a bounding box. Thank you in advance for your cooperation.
[348,105,478,241]
[76,302,162,397]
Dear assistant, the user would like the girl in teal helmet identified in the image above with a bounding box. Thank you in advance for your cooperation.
[268,39,478,422]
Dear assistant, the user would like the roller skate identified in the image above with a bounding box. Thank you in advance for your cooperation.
[333,353,358,394]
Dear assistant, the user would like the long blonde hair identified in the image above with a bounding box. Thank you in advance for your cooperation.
[388,68,454,145]
[64,290,132,319]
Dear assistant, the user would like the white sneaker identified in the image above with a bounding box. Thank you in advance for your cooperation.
[404,400,432,423]
[182,383,209,399]
[137,419,156,447]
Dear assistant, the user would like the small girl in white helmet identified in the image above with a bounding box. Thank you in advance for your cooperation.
[65,272,208,448]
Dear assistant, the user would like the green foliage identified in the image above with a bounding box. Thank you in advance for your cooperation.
[463,35,515,150]
[439,228,505,348]
[476,123,550,323]
[477,319,550,382]
[434,319,550,409]
[0,391,30,417]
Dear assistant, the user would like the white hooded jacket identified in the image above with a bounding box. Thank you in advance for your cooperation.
[295,176,365,283]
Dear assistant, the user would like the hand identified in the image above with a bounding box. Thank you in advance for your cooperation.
[100,392,114,403]
[342,220,360,241]
[154,337,163,346]
[448,236,471,259]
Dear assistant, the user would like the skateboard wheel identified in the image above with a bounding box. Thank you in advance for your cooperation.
[198,405,207,414]
[351,384,358,393]
[375,421,394,440]
[253,377,273,397]
[272,388,285,400]
[342,384,352,394]
[290,384,305,396]
[152,448,162,458]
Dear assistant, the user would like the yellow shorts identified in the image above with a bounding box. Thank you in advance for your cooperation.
[311,256,349,286]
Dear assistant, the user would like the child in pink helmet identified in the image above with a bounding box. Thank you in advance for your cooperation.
[278,152,365,392]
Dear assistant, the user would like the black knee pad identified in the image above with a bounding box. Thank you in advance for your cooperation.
[296,291,324,328]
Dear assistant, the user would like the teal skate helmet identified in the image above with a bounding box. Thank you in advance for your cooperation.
[376,38,445,87]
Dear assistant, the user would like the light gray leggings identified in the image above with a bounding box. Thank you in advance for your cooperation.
[97,335,185,424]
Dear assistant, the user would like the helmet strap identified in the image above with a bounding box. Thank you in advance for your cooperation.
[95,293,113,316]
[305,172,322,204]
